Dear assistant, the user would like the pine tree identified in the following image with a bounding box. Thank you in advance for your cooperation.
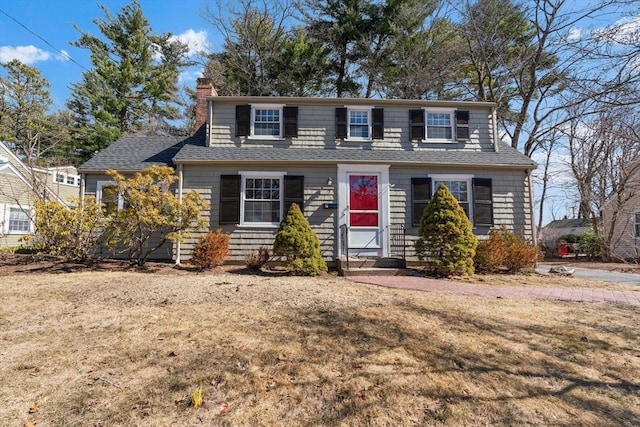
[414,184,478,277]
[273,203,327,276]
[68,0,190,161]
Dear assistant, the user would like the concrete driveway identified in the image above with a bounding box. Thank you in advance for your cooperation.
[536,263,640,286]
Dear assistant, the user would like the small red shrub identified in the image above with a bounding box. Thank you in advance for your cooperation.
[191,230,230,268]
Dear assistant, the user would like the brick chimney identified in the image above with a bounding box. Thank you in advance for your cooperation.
[195,77,217,134]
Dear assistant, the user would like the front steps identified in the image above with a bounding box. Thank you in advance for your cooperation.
[336,257,412,276]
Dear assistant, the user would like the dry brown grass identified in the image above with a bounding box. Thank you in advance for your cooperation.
[1,268,639,426]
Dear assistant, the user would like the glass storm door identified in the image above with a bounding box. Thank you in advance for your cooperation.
[348,174,381,255]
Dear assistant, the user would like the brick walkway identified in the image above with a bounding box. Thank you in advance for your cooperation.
[348,276,640,305]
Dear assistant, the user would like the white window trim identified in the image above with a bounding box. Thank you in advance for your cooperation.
[250,104,284,140]
[430,174,474,224]
[54,171,81,187]
[345,106,373,142]
[424,107,456,143]
[239,171,287,227]
[96,180,124,212]
[2,203,34,234]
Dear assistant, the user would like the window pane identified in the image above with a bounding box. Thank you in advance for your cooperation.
[349,110,369,138]
[427,112,452,139]
[101,185,119,215]
[9,208,30,232]
[349,175,378,210]
[244,177,281,223]
[254,109,281,136]
[350,212,378,227]
[435,180,468,202]
[67,176,75,185]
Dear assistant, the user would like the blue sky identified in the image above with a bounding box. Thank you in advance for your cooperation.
[0,0,219,110]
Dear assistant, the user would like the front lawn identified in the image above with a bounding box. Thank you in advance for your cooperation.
[1,268,638,426]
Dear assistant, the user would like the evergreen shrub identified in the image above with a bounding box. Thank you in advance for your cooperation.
[273,203,327,276]
[414,184,478,277]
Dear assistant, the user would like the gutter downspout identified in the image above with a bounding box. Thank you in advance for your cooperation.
[527,169,537,247]
[176,163,183,265]
[80,173,86,207]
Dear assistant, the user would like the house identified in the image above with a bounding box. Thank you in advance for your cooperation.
[0,141,80,248]
[602,166,640,261]
[539,218,593,255]
[78,78,537,266]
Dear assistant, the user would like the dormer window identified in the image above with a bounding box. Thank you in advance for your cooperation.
[410,109,470,142]
[335,107,384,141]
[253,106,282,137]
[426,110,454,140]
[236,104,298,139]
[349,109,371,139]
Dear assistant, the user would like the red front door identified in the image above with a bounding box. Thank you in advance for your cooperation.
[348,174,381,255]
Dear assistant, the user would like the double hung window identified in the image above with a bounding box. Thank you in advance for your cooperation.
[349,109,371,140]
[426,111,454,140]
[8,207,31,233]
[220,174,304,227]
[243,176,282,225]
[253,107,282,137]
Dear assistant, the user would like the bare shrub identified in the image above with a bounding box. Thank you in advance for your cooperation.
[191,230,230,268]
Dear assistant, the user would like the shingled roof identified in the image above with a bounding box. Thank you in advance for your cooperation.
[172,141,536,168]
[78,132,204,172]
[79,130,535,172]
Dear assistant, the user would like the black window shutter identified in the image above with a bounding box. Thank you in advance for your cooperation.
[473,178,493,226]
[372,107,384,139]
[409,109,425,140]
[283,106,298,138]
[220,175,240,224]
[284,175,304,214]
[411,177,432,226]
[235,105,251,137]
[456,110,470,141]
[335,107,347,139]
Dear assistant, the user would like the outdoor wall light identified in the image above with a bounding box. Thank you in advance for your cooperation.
[327,177,333,186]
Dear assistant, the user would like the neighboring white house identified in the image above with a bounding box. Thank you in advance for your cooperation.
[0,141,80,249]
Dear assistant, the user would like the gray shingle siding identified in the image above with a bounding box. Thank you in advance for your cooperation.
[80,96,536,263]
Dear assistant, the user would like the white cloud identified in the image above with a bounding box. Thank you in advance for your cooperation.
[178,69,203,84]
[171,29,210,57]
[55,49,70,62]
[567,27,582,42]
[612,15,640,43]
[0,45,51,64]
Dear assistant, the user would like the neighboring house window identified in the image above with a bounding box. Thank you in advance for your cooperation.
[236,104,298,139]
[219,174,304,226]
[56,173,64,183]
[66,176,75,185]
[426,175,494,227]
[96,181,123,215]
[410,109,470,142]
[8,207,31,233]
[335,107,384,140]
[635,212,640,237]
